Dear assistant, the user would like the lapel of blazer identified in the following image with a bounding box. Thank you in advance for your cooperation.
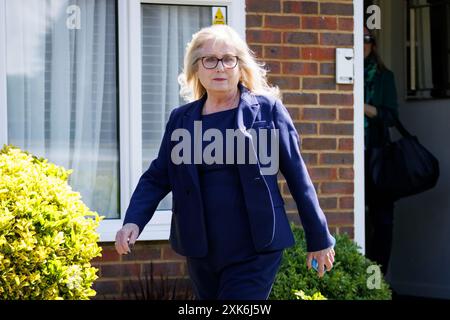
[235,83,260,132]
[181,83,260,193]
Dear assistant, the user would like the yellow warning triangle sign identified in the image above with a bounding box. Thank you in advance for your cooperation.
[213,7,225,25]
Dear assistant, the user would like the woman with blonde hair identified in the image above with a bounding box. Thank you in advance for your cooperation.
[115,24,335,300]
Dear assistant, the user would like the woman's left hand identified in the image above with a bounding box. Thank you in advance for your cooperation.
[307,246,335,278]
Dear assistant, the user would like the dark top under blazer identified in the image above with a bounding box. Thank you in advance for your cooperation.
[124,83,335,257]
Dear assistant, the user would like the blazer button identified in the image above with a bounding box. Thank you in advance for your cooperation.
[254,176,261,181]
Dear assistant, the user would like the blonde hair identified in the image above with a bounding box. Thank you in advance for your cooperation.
[178,25,280,102]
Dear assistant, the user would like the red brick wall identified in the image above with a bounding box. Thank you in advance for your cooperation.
[246,0,355,237]
[92,241,193,299]
[93,0,355,299]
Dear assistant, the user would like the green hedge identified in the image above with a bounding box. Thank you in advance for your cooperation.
[0,145,102,299]
[270,224,392,300]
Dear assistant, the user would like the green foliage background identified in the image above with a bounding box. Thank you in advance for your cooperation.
[0,145,102,299]
[270,224,392,300]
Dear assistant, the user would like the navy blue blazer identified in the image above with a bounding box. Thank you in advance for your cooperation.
[124,83,335,257]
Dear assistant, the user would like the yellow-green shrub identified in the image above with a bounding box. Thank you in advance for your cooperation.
[270,223,392,300]
[294,290,327,300]
[0,145,102,299]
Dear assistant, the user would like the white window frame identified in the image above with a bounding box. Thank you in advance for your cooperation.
[353,0,365,254]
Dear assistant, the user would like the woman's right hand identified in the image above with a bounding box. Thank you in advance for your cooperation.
[115,223,139,255]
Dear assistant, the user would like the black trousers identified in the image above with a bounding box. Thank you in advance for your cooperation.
[365,149,395,275]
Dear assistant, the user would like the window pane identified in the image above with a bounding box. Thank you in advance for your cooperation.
[141,4,211,210]
[6,0,120,219]
[407,0,450,98]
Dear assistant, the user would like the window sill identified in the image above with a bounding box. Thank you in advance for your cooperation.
[96,210,172,242]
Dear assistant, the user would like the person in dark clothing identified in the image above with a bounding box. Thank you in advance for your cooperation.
[364,27,399,275]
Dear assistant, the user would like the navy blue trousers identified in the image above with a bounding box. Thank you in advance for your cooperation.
[186,250,283,300]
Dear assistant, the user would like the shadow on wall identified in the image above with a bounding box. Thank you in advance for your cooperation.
[389,101,450,300]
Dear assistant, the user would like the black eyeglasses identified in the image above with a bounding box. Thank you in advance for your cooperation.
[364,34,375,44]
[197,55,239,69]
